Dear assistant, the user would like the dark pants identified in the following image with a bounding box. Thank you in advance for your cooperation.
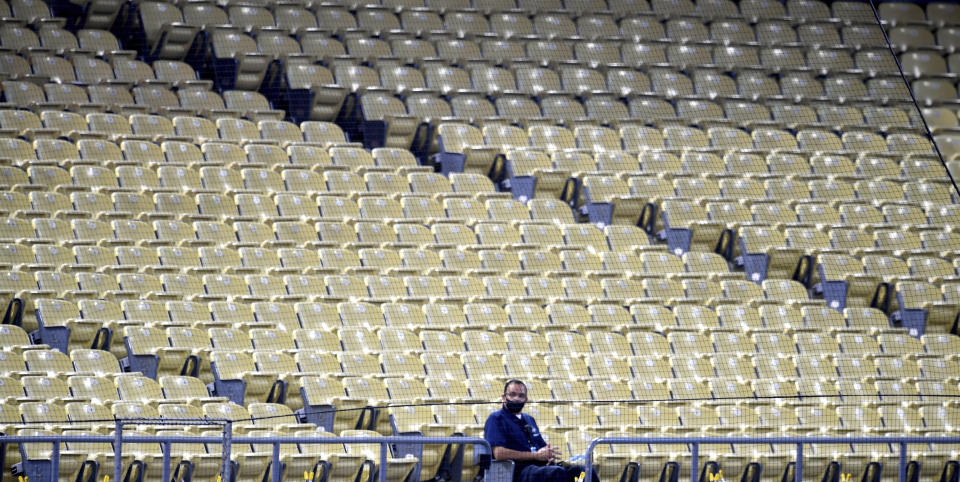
[517,463,600,482]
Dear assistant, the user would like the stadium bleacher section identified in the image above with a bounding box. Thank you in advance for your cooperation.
[1,0,960,480]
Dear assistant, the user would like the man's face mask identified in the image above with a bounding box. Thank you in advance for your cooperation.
[504,400,525,413]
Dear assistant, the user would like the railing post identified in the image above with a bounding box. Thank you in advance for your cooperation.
[223,420,233,482]
[690,442,699,482]
[899,442,907,482]
[51,434,60,480]
[584,440,595,482]
[273,440,282,482]
[795,442,803,482]
[115,420,123,482]
[380,441,389,482]
[162,441,171,482]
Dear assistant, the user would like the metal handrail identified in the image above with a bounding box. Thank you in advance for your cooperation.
[0,432,492,482]
[584,435,960,482]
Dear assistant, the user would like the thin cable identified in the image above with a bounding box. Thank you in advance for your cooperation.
[867,0,960,197]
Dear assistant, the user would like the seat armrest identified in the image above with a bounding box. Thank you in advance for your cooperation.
[485,459,514,482]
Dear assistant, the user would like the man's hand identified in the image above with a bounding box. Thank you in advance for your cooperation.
[548,444,562,463]
[492,444,563,464]
[536,444,562,463]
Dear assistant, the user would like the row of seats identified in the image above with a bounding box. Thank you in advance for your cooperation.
[3,284,904,330]
[141,1,835,40]
[4,253,795,298]
[16,242,954,299]
[11,408,396,482]
[450,127,944,178]
[207,33,922,88]
[362,94,930,148]
[8,394,314,427]
[18,390,957,482]
[132,330,960,363]
[2,234,959,283]
[5,363,958,432]
[11,427,392,482]
[17,268,824,304]
[556,169,956,218]
[147,3,931,58]
[0,220,664,254]
[22,294,905,344]
[24,297,905,344]
[0,146,430,178]
[0,192,573,223]
[7,245,723,278]
[229,370,960,406]
[737,223,955,268]
[820,253,960,288]
[5,348,958,415]
[605,176,952,206]
[0,25,129,58]
[0,190,570,219]
[443,121,935,154]
[0,81,929,147]
[121,6,960,79]
[0,82,280,120]
[0,63,929,133]
[293,58,907,99]
[10,336,960,385]
[11,47,923,128]
[286,63,925,126]
[160,0,957,25]
[3,247,959,304]
[8,402,958,482]
[286,72,932,146]
[3,358,958,436]
[12,295,934,333]
[291,56,917,100]
[0,52,208,87]
[6,354,955,402]
[5,265,823,304]
[0,54,205,88]
[5,367,960,415]
[0,127,376,165]
[117,295,897,332]
[869,24,960,50]
[582,179,954,219]
[0,121,941,178]
[319,61,914,101]
[6,303,950,352]
[505,148,940,181]
[901,49,960,79]
[10,307,946,381]
[1,148,433,183]
[4,187,958,236]
[1,204,670,242]
[821,249,960,279]
[580,179,954,241]
[127,0,954,42]
[0,105,288,138]
[118,321,960,355]
[0,0,60,25]
[0,82,282,122]
[544,403,960,432]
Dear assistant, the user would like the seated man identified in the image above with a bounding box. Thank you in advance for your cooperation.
[483,379,598,482]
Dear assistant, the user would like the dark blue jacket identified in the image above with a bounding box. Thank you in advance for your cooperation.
[484,407,547,456]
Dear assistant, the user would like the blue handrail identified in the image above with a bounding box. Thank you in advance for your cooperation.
[584,435,960,482]
[0,432,493,482]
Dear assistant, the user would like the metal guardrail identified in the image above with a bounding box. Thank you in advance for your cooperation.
[584,436,960,482]
[0,431,492,482]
